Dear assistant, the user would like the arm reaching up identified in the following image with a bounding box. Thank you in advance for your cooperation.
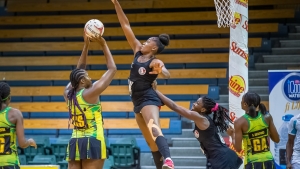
[112,0,142,54]
[77,33,90,69]
[64,33,90,100]
[83,36,117,101]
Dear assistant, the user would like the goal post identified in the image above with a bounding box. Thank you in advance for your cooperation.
[214,0,249,167]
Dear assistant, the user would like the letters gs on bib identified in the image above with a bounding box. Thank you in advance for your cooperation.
[282,73,300,102]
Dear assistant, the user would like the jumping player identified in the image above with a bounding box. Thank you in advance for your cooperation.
[111,0,173,168]
[0,82,37,169]
[64,34,117,169]
[227,92,280,169]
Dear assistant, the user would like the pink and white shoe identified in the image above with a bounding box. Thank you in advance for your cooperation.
[162,158,174,169]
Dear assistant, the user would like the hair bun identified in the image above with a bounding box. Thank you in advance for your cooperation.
[158,34,170,46]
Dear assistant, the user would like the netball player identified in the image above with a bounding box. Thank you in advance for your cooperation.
[111,0,174,168]
[286,114,300,169]
[227,92,280,169]
[63,34,117,169]
[155,87,243,169]
[0,82,37,169]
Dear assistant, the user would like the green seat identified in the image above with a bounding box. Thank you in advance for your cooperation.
[103,156,113,169]
[18,155,27,165]
[110,137,140,169]
[27,155,56,165]
[50,138,69,162]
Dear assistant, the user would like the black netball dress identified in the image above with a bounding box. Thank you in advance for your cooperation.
[193,114,243,169]
[128,51,164,113]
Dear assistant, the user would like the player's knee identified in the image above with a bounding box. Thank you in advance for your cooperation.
[147,119,163,139]
[151,126,163,138]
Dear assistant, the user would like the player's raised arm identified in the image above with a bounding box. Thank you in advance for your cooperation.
[77,33,90,69]
[111,0,142,54]
[84,36,117,98]
[64,34,90,101]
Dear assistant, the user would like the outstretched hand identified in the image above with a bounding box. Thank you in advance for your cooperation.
[90,35,106,46]
[149,63,163,74]
[28,138,37,149]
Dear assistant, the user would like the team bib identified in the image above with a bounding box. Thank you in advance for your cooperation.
[0,127,12,155]
[248,128,269,154]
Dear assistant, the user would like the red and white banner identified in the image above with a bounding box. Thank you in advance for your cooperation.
[228,0,248,165]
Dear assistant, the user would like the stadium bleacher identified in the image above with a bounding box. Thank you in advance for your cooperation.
[0,0,299,168]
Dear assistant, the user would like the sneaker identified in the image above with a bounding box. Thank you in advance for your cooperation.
[162,158,174,169]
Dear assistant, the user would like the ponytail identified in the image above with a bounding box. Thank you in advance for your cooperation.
[67,69,88,129]
[258,103,267,115]
[244,92,265,118]
[248,105,257,118]
[212,105,233,133]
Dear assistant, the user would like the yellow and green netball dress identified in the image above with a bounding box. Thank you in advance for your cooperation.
[65,89,107,161]
[243,112,274,169]
[0,107,19,168]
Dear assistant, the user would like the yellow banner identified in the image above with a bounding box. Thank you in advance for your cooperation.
[21,165,60,169]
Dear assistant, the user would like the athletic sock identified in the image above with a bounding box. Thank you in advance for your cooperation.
[151,151,163,169]
[155,136,171,159]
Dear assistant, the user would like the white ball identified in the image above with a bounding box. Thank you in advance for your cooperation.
[84,19,104,38]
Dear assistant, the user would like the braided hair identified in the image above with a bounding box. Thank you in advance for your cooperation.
[0,82,10,110]
[67,68,88,128]
[243,92,267,118]
[201,96,232,133]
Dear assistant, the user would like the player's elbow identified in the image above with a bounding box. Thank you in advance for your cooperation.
[272,136,280,143]
[162,72,170,79]
[109,66,117,73]
[108,69,117,79]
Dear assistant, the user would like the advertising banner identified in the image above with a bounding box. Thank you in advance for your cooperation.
[228,0,249,164]
[269,70,300,168]
[229,0,249,127]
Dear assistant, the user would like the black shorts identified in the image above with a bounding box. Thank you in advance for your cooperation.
[0,166,20,169]
[207,148,243,169]
[65,137,107,161]
[131,88,163,113]
[245,160,275,169]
